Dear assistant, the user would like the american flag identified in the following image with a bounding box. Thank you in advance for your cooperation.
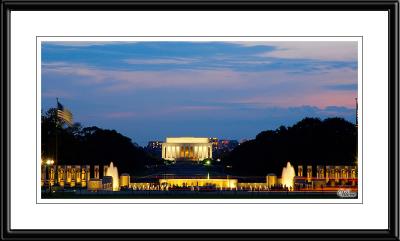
[57,100,73,126]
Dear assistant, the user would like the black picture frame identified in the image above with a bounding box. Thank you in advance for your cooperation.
[1,1,398,240]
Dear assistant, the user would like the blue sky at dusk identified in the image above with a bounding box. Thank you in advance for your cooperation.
[41,41,358,146]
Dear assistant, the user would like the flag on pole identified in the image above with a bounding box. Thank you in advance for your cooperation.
[57,100,73,126]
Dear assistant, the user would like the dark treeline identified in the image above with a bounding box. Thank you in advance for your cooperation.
[42,108,159,175]
[222,117,357,176]
[43,106,357,177]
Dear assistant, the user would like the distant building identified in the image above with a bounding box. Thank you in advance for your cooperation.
[218,139,239,151]
[209,137,219,150]
[161,137,212,161]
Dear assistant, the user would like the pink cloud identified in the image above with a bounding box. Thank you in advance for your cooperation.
[124,57,197,65]
[42,62,250,91]
[227,90,356,109]
[42,62,357,109]
[232,41,358,61]
[43,62,356,91]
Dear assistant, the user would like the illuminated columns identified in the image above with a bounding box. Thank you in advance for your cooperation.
[161,138,213,161]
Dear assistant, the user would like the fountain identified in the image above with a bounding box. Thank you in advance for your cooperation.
[281,161,295,190]
[105,162,119,191]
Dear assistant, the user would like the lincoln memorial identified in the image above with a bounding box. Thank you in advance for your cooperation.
[161,137,213,161]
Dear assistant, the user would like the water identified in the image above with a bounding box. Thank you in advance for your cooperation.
[281,162,295,190]
[105,162,119,191]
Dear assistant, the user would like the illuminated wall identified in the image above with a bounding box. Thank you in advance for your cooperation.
[266,174,278,188]
[159,178,237,189]
[87,179,102,191]
[119,174,130,188]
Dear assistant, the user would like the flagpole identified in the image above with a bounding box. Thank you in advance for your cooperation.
[54,97,59,193]
[56,98,58,166]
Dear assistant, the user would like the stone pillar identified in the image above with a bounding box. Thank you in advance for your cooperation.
[41,165,46,187]
[166,146,169,159]
[162,145,165,159]
[76,165,81,184]
[66,165,72,184]
[298,165,303,177]
[306,165,312,182]
[317,165,324,179]
[57,165,65,186]
[103,165,108,177]
[86,165,90,182]
[71,166,76,187]
[81,166,87,188]
[199,146,202,160]
[190,146,194,159]
[49,166,55,186]
[94,165,100,179]
[194,146,198,160]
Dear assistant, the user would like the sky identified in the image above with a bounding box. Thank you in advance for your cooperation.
[41,41,358,146]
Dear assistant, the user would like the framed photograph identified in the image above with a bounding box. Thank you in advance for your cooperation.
[1,0,398,240]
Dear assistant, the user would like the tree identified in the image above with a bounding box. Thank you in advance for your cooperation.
[222,117,357,176]
[41,108,157,175]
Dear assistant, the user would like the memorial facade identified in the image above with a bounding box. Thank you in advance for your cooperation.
[161,137,213,161]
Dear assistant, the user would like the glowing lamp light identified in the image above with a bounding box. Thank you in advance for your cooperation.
[46,159,54,165]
